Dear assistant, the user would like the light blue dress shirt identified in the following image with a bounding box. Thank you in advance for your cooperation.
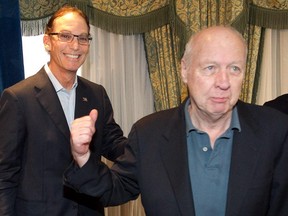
[44,64,78,128]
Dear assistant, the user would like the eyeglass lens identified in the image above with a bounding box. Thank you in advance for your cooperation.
[58,32,91,44]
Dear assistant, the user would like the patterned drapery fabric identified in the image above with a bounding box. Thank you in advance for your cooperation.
[90,0,169,16]
[175,0,245,34]
[144,25,186,111]
[20,0,66,19]
[252,0,288,9]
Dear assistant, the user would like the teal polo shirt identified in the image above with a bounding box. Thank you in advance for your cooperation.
[185,99,241,216]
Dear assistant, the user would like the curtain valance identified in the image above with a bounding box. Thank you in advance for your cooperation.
[86,5,170,35]
[250,4,288,29]
[20,0,288,37]
[20,0,249,36]
[20,0,171,35]
[250,0,288,29]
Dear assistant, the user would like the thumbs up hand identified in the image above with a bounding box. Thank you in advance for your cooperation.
[70,109,98,167]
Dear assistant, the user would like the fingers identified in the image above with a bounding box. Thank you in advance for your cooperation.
[70,109,98,166]
[71,115,96,144]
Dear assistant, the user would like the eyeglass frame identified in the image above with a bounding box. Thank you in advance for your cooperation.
[48,31,92,45]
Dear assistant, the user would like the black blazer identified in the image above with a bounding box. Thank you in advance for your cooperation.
[264,94,288,115]
[0,67,127,216]
[64,99,288,216]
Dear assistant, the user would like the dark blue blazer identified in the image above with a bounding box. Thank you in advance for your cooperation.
[264,94,288,115]
[0,67,126,216]
[64,99,288,216]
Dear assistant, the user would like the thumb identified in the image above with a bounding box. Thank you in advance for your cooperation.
[89,109,98,123]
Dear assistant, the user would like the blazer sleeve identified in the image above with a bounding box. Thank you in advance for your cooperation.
[95,86,127,161]
[64,124,140,206]
[0,89,26,215]
[267,129,288,215]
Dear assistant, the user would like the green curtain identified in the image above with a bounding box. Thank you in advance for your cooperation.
[19,0,288,108]
[241,24,262,103]
[144,25,186,111]
[145,0,248,110]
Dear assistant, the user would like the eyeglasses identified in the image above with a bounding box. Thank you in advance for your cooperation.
[48,32,92,45]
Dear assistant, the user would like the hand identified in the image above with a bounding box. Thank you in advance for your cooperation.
[70,109,98,167]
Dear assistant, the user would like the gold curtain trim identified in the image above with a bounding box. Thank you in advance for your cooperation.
[249,4,288,29]
[87,5,170,35]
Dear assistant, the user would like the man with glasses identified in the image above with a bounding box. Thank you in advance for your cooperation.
[0,5,126,216]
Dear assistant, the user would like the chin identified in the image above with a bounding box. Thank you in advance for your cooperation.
[66,64,81,71]
[65,68,78,73]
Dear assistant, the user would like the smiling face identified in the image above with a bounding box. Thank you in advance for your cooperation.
[181,26,247,120]
[43,12,90,75]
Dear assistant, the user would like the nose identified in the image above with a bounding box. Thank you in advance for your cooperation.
[70,37,80,49]
[215,69,230,89]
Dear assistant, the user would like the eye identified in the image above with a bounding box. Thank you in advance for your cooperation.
[207,65,214,70]
[78,36,89,43]
[201,65,216,76]
[204,65,216,72]
[60,33,72,41]
[231,66,241,73]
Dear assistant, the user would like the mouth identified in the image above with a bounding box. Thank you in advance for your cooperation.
[212,97,228,103]
[65,53,81,59]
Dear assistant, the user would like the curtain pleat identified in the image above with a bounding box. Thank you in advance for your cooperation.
[240,25,262,103]
[144,25,187,111]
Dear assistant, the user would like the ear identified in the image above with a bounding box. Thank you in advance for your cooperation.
[181,59,188,84]
[43,34,51,51]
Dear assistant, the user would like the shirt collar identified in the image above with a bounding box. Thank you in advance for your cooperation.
[44,63,78,92]
[184,98,241,135]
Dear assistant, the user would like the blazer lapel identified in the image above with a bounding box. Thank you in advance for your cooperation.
[34,68,70,141]
[159,106,195,216]
[158,100,262,216]
[74,77,92,119]
[226,104,261,215]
